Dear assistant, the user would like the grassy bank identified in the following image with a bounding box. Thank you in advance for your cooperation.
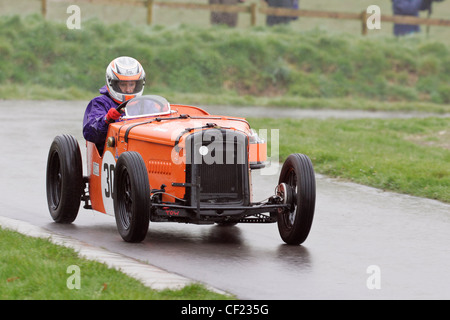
[0,227,231,300]
[1,15,449,108]
[249,116,450,203]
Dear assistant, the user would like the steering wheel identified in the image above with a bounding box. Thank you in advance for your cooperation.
[115,99,132,114]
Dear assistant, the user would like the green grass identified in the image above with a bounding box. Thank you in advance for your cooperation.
[0,15,449,110]
[0,227,232,300]
[249,117,450,203]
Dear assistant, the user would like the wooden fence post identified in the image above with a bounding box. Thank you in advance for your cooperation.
[361,10,368,35]
[147,0,154,25]
[250,3,257,26]
[41,0,47,19]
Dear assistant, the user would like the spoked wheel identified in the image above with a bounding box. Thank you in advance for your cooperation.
[277,153,316,245]
[113,151,150,243]
[46,134,83,223]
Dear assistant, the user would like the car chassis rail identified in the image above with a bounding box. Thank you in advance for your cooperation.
[151,198,287,224]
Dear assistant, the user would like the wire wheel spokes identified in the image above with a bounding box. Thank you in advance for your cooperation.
[284,169,298,227]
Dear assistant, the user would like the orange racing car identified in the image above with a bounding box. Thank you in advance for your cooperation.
[46,95,316,245]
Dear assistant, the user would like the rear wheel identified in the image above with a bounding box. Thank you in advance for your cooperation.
[46,134,83,223]
[277,153,316,245]
[113,152,150,242]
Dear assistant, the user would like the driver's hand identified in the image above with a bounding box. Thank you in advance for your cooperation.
[105,108,122,123]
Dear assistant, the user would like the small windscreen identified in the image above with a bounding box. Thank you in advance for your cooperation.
[122,95,171,119]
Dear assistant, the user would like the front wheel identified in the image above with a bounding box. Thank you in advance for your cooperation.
[277,153,316,245]
[113,152,150,243]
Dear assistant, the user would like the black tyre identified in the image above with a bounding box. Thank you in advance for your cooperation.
[277,153,316,245]
[46,134,83,223]
[113,151,150,243]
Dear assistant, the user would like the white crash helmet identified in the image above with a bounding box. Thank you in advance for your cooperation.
[105,56,146,104]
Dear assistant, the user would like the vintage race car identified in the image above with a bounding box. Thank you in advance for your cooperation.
[46,95,316,245]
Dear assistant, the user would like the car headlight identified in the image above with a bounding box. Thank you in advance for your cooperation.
[249,129,265,144]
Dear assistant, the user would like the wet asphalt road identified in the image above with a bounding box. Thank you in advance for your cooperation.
[1,100,449,299]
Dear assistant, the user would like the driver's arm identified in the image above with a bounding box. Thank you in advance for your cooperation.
[83,99,111,145]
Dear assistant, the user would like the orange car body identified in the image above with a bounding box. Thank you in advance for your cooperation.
[85,97,267,220]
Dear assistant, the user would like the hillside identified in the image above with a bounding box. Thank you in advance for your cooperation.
[0,15,449,106]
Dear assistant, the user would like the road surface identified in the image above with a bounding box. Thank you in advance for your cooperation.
[1,100,449,299]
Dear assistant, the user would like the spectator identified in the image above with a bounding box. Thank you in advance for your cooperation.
[210,0,242,27]
[419,0,445,35]
[265,0,299,26]
[391,0,423,36]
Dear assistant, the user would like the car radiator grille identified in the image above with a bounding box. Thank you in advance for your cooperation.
[185,129,249,205]
[199,163,240,199]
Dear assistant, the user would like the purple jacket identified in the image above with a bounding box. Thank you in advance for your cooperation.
[83,86,119,152]
[392,0,422,36]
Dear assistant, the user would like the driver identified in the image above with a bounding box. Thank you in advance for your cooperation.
[82,56,146,154]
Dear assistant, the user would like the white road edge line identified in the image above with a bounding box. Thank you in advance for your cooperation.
[0,216,230,296]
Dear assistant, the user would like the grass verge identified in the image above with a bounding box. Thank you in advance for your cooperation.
[2,84,449,115]
[249,116,450,203]
[0,227,232,300]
